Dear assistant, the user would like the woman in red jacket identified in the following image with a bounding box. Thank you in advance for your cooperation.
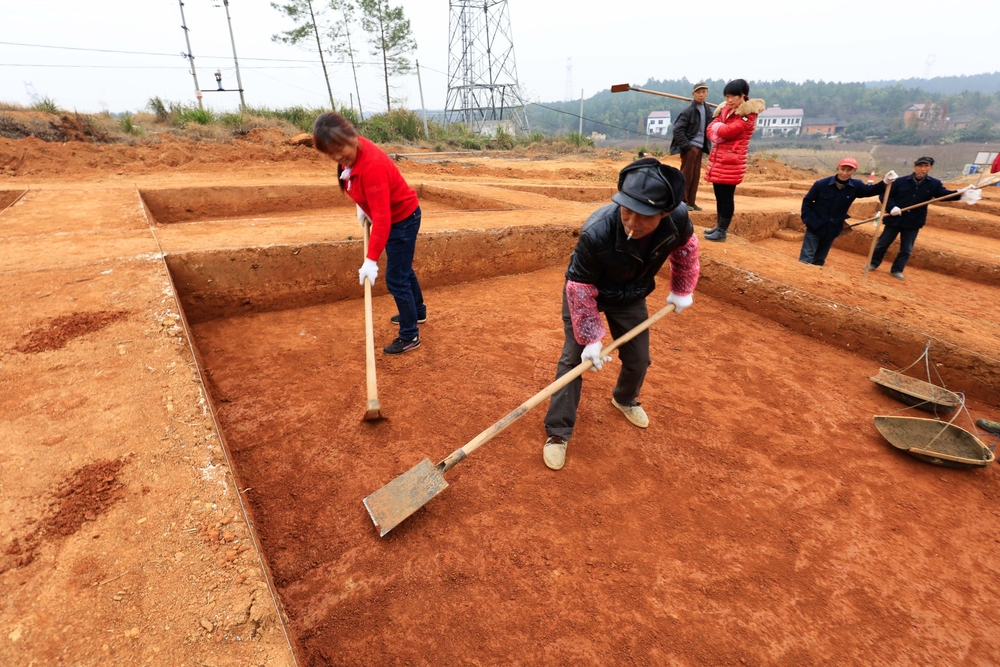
[313,112,425,355]
[703,79,766,242]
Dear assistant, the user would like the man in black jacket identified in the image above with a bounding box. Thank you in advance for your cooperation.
[798,157,892,266]
[869,156,974,279]
[670,82,711,211]
[542,158,701,470]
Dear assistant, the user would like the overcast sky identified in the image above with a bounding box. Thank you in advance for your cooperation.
[1,0,997,115]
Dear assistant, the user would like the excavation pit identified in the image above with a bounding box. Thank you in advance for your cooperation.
[167,225,1000,666]
[0,189,27,212]
[140,183,519,225]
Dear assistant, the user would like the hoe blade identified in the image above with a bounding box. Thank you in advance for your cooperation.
[610,83,631,93]
[363,458,448,537]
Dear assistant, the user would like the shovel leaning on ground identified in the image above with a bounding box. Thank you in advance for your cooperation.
[362,302,678,536]
[362,220,382,421]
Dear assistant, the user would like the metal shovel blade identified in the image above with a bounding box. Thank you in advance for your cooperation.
[363,459,448,537]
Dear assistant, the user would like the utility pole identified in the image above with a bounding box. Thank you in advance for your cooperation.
[416,60,430,140]
[579,89,583,136]
[177,0,203,109]
[221,0,246,111]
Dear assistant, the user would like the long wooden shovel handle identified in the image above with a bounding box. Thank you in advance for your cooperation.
[848,173,998,228]
[611,83,719,109]
[363,220,381,420]
[862,178,892,278]
[437,302,678,473]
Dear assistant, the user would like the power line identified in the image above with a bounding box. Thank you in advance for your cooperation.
[527,102,652,138]
[0,39,384,66]
[0,63,310,70]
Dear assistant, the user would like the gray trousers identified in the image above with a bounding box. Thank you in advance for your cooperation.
[543,291,651,441]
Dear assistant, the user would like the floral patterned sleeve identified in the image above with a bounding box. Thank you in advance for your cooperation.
[669,234,700,296]
[565,280,606,346]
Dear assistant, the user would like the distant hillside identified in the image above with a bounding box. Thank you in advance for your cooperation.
[865,72,1000,95]
[526,75,1000,144]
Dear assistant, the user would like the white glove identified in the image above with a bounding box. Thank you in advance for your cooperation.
[358,258,378,286]
[883,170,898,183]
[889,206,902,216]
[356,204,370,227]
[581,341,611,372]
[667,292,693,313]
[961,188,982,205]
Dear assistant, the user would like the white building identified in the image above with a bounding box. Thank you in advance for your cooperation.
[756,105,803,136]
[646,111,671,136]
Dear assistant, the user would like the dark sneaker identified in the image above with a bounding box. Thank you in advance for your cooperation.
[689,204,703,211]
[390,312,427,324]
[383,336,420,355]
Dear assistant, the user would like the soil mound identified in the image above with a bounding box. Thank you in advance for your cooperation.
[14,310,129,354]
[2,458,127,572]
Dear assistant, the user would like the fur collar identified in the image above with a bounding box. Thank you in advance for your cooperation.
[713,98,766,118]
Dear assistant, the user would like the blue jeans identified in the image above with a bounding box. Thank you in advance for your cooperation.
[870,225,919,274]
[798,230,836,266]
[385,207,424,340]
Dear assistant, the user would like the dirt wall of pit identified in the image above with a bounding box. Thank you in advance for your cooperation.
[696,258,1000,401]
[142,183,520,224]
[0,189,27,212]
[166,226,580,324]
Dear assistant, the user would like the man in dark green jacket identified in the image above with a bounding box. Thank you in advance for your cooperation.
[670,82,711,211]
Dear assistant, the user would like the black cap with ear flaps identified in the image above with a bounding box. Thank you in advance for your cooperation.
[611,157,686,216]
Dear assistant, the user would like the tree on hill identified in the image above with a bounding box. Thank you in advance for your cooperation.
[358,0,416,112]
[271,0,337,110]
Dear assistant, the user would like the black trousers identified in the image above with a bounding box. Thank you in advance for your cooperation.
[713,183,736,219]
[870,225,920,273]
[798,230,836,266]
[544,291,651,441]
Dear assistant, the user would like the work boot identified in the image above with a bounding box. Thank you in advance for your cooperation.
[612,398,649,429]
[704,213,720,235]
[704,216,731,242]
[543,435,568,470]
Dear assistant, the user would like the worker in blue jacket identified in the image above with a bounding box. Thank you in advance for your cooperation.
[868,156,974,279]
[799,157,893,266]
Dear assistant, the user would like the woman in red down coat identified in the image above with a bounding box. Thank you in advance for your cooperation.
[703,79,766,242]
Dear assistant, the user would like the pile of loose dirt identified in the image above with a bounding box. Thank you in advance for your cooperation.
[2,458,128,572]
[13,310,129,354]
[744,156,816,182]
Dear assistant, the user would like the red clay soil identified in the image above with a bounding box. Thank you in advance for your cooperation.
[193,266,1000,667]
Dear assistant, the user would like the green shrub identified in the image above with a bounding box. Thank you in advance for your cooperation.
[32,96,59,114]
[118,112,142,135]
[219,112,245,128]
[360,109,422,143]
[244,104,332,133]
[175,107,215,126]
[147,96,169,123]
